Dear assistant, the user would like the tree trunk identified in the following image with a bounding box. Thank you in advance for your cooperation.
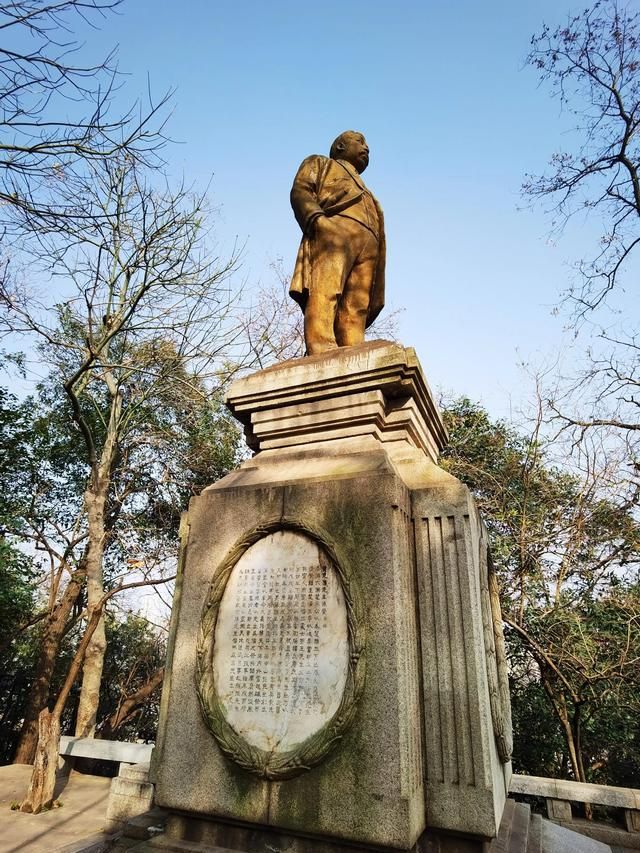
[74,615,106,737]
[74,489,108,738]
[574,704,588,781]
[19,709,60,813]
[573,705,592,817]
[74,382,122,739]
[558,710,585,782]
[20,603,104,813]
[541,672,586,782]
[13,567,85,764]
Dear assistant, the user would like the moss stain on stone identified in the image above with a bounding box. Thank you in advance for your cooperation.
[229,765,263,813]
[323,498,369,564]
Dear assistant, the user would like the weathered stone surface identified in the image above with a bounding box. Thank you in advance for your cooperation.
[266,473,424,848]
[225,340,447,463]
[153,468,424,849]
[212,530,349,753]
[510,773,640,809]
[552,820,640,850]
[410,466,510,839]
[59,736,153,765]
[148,815,496,853]
[118,764,153,784]
[541,820,612,852]
[152,342,511,850]
[120,811,166,842]
[104,764,154,832]
[626,809,640,832]
[126,801,627,853]
[481,801,616,853]
[151,488,279,825]
[546,798,573,822]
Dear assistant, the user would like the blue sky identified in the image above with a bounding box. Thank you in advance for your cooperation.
[29,0,629,418]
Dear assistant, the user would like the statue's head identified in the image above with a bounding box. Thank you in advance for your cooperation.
[330,130,369,174]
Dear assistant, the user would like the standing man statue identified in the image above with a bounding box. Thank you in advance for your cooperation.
[289,131,386,355]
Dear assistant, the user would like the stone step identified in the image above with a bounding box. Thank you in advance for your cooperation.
[490,798,516,852]
[527,813,542,853]
[52,832,118,853]
[509,802,532,852]
[489,800,533,853]
[122,809,166,840]
[110,837,147,853]
[558,819,640,850]
[118,838,228,853]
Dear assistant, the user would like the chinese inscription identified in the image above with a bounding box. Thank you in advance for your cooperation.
[213,530,349,753]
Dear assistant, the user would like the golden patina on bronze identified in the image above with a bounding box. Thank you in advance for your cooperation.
[289,131,386,356]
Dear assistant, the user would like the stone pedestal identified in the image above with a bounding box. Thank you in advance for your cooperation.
[151,341,512,853]
[105,763,155,832]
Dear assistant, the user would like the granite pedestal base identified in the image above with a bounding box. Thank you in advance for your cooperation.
[141,812,489,853]
[150,342,511,853]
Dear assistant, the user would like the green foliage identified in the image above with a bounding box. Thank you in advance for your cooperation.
[0,369,241,760]
[0,388,41,761]
[0,544,35,649]
[510,680,566,777]
[0,383,88,556]
[97,614,166,743]
[0,626,41,763]
[442,397,640,784]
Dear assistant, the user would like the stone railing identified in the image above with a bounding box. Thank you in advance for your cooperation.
[59,735,153,766]
[510,773,640,833]
[58,737,157,833]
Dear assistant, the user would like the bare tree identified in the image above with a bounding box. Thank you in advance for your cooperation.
[0,0,169,234]
[524,0,640,316]
[241,258,404,368]
[525,2,640,463]
[1,152,249,759]
[544,326,639,478]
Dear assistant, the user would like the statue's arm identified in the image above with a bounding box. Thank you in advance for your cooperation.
[290,155,328,236]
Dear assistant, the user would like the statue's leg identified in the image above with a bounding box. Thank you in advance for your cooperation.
[305,221,354,355]
[335,230,378,347]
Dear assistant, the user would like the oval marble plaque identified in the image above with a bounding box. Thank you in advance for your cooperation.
[196,519,366,780]
[212,530,349,752]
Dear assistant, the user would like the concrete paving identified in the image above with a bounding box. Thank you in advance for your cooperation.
[0,764,112,852]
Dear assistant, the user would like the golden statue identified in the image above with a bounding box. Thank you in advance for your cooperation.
[289,131,386,355]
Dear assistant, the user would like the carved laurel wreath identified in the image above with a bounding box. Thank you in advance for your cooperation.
[480,540,513,764]
[195,517,366,780]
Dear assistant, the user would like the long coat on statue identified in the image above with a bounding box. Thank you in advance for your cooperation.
[289,155,386,327]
